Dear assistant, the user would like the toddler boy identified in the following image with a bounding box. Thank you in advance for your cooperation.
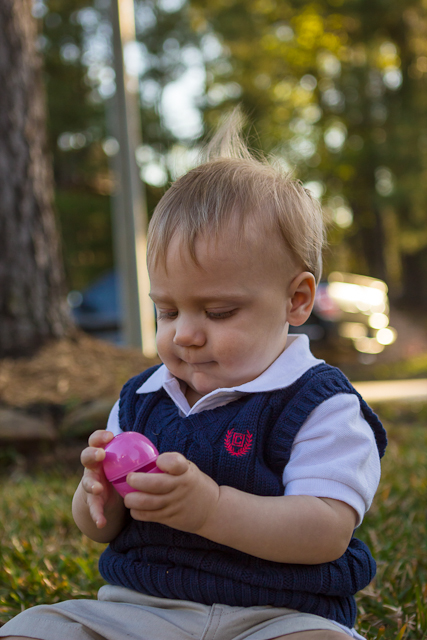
[1,115,386,640]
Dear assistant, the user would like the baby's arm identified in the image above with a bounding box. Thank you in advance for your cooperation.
[124,453,357,564]
[194,395,377,563]
[72,430,127,544]
[197,487,357,563]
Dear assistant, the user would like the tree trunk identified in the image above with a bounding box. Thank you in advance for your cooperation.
[0,0,72,357]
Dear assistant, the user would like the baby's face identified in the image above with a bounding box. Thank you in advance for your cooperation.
[149,230,300,406]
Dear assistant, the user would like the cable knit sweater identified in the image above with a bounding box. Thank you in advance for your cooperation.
[99,363,386,627]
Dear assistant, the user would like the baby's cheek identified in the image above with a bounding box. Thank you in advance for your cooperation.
[224,343,267,378]
[155,329,171,361]
[219,346,255,375]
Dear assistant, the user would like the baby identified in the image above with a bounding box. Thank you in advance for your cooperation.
[1,115,386,640]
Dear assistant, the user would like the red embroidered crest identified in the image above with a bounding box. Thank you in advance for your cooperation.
[224,430,253,457]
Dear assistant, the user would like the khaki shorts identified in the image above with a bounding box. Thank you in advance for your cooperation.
[0,585,351,640]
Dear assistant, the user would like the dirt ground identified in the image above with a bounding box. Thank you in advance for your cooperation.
[0,331,159,408]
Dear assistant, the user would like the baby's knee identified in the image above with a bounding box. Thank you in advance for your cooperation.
[273,631,348,640]
[1,637,43,640]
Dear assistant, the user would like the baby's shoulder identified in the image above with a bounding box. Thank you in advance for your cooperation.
[121,364,163,394]
[265,363,386,458]
[266,363,354,410]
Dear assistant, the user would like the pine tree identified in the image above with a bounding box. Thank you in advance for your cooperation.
[0,0,72,357]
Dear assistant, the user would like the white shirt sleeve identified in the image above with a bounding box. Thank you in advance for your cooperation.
[282,394,381,526]
[106,399,122,436]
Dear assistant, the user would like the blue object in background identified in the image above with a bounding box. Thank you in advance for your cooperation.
[68,271,123,344]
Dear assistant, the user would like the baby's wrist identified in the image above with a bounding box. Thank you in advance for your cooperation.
[194,480,222,538]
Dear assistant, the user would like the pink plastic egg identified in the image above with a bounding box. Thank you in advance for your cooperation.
[103,432,163,497]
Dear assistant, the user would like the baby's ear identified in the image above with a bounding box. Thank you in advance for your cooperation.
[287,272,316,327]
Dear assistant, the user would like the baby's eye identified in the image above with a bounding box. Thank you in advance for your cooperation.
[206,309,236,320]
[156,309,178,320]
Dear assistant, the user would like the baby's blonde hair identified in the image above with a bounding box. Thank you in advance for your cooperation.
[147,110,325,283]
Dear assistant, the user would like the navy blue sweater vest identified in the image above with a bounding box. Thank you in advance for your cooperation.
[99,363,386,628]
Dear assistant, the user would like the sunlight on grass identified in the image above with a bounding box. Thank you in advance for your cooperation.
[0,417,426,639]
[0,473,105,618]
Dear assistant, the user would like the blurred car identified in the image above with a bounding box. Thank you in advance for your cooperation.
[291,271,397,356]
[70,270,397,356]
[67,271,123,344]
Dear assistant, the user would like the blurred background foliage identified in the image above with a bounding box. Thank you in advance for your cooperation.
[192,0,427,307]
[37,0,427,307]
[38,0,199,290]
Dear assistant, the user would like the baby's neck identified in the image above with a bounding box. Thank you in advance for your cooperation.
[185,385,204,408]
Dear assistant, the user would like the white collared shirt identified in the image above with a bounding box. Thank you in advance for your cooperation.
[107,334,380,526]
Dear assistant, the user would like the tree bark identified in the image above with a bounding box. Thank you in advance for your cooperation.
[0,0,72,357]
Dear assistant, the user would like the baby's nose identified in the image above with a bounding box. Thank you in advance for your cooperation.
[173,319,206,347]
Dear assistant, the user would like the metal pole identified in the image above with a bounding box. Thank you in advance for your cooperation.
[110,0,156,357]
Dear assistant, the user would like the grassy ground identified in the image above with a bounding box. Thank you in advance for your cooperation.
[0,409,426,639]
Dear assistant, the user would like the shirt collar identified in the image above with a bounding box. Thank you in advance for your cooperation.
[136,334,324,416]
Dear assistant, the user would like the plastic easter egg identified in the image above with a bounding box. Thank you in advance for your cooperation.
[103,432,163,497]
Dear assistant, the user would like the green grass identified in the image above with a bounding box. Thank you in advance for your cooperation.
[0,472,105,619]
[1,416,427,639]
[355,418,427,639]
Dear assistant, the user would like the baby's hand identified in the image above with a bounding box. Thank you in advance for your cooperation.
[124,452,220,535]
[80,430,121,529]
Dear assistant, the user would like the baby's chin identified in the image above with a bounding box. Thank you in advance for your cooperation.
[185,374,252,397]
[169,359,268,394]
[185,374,222,397]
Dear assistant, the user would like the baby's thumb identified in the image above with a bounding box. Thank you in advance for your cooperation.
[156,452,191,475]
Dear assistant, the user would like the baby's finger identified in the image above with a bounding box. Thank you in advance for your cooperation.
[156,452,191,476]
[88,430,114,448]
[87,493,107,528]
[126,471,176,494]
[125,491,169,512]
[82,473,105,496]
[81,446,106,469]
